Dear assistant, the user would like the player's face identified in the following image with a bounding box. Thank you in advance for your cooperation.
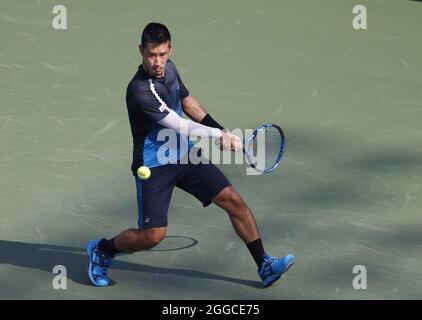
[140,41,172,78]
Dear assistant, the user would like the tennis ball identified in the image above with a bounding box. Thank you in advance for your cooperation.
[137,166,151,180]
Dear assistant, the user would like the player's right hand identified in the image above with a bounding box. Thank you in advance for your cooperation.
[220,130,243,152]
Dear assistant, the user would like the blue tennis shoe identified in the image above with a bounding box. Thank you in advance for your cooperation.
[258,253,296,287]
[86,239,113,287]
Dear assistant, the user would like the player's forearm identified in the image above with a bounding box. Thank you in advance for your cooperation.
[158,110,241,151]
[182,95,224,130]
[181,95,208,123]
[158,109,222,138]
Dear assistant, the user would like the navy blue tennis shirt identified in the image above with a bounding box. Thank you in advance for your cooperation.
[126,60,193,175]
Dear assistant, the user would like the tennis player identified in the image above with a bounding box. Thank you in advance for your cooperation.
[86,22,295,287]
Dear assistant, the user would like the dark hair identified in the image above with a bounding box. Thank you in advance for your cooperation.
[141,22,171,47]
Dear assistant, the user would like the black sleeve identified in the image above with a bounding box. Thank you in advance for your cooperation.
[130,81,171,123]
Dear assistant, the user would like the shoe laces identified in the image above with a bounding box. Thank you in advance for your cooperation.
[93,247,112,275]
[260,254,276,276]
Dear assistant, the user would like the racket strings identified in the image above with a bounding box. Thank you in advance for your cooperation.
[253,127,283,171]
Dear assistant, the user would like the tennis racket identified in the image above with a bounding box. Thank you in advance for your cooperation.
[243,124,285,173]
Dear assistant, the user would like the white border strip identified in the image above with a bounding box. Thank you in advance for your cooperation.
[148,79,170,112]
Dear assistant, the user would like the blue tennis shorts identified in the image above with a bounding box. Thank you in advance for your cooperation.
[134,155,231,229]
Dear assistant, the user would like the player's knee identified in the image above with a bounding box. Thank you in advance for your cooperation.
[143,228,166,248]
[147,237,163,248]
[228,191,246,210]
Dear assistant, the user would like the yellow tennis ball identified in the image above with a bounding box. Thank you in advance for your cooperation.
[137,166,151,180]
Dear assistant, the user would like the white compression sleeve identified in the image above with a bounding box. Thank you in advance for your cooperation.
[158,109,222,138]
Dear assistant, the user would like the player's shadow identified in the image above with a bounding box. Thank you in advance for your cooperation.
[0,240,262,288]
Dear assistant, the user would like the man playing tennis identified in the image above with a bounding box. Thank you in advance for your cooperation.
[86,22,295,288]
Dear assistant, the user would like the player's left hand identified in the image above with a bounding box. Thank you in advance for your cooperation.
[220,130,243,152]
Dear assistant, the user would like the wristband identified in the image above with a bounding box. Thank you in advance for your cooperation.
[200,113,224,130]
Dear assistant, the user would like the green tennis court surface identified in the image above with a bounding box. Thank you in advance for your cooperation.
[1,0,421,299]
